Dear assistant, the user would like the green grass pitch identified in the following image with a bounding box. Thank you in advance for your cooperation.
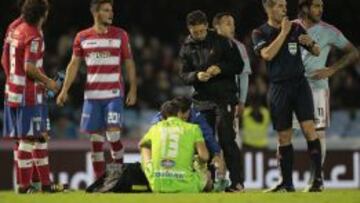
[1,189,360,203]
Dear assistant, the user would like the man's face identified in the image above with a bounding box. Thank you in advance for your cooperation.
[188,24,208,41]
[216,15,235,39]
[308,0,323,23]
[95,3,113,26]
[268,0,288,23]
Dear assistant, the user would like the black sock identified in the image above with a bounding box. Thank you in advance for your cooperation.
[278,144,294,187]
[307,139,323,181]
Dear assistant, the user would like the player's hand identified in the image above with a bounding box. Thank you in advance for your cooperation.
[206,65,221,77]
[310,67,337,80]
[197,71,212,82]
[280,17,292,36]
[56,90,68,106]
[41,133,50,142]
[211,154,226,177]
[45,79,59,93]
[126,88,137,106]
[298,34,315,47]
[235,102,245,118]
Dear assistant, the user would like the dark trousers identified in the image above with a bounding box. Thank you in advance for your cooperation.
[200,103,244,186]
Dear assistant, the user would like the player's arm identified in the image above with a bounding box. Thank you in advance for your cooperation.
[179,45,206,83]
[195,141,209,163]
[311,31,359,80]
[24,39,58,92]
[332,43,359,71]
[25,62,58,92]
[124,58,137,106]
[140,147,152,165]
[256,18,292,61]
[57,32,84,106]
[193,126,209,163]
[206,38,244,77]
[139,126,154,169]
[121,32,137,106]
[56,55,81,106]
[298,35,320,56]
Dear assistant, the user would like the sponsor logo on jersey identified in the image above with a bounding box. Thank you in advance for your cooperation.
[161,159,176,168]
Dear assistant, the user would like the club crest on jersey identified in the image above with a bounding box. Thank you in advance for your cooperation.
[161,159,176,168]
[30,40,40,53]
[288,42,297,55]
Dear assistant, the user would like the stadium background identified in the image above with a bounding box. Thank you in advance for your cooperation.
[0,0,359,190]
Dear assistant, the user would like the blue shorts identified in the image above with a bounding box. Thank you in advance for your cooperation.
[3,105,50,139]
[80,97,124,133]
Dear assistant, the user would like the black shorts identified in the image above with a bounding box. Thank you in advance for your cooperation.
[269,77,314,131]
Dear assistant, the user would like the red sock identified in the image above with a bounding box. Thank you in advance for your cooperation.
[32,164,40,183]
[106,131,124,164]
[33,142,51,186]
[17,141,34,189]
[90,134,105,179]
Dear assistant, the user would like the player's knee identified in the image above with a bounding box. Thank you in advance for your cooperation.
[107,127,121,132]
[277,131,292,145]
[303,128,318,141]
[18,140,34,152]
[316,130,326,139]
[106,131,121,143]
[90,134,105,142]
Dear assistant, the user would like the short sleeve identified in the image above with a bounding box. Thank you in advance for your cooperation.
[328,26,349,49]
[24,37,42,64]
[139,125,155,147]
[72,33,84,58]
[120,31,133,61]
[193,125,204,143]
[252,29,268,56]
[238,43,252,74]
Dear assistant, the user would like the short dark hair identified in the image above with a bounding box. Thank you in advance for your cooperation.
[21,0,49,25]
[212,12,233,27]
[186,10,208,26]
[172,96,191,113]
[262,0,277,9]
[17,0,26,10]
[90,0,113,12]
[160,101,179,119]
[298,0,314,18]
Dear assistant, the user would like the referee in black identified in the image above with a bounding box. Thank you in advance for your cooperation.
[179,10,245,192]
[252,0,323,192]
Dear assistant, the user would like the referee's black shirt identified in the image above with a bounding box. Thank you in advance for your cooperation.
[252,22,312,82]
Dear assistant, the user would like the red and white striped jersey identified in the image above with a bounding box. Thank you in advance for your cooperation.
[73,26,133,100]
[1,17,24,77]
[1,17,24,101]
[4,21,46,107]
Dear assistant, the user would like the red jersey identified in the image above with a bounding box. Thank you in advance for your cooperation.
[73,26,133,100]
[5,21,46,107]
[2,17,24,99]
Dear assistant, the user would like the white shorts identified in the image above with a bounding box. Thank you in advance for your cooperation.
[293,89,330,130]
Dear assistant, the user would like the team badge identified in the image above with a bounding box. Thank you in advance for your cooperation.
[30,40,40,53]
[288,42,298,55]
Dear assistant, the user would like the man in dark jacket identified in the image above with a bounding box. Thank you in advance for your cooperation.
[179,10,245,192]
